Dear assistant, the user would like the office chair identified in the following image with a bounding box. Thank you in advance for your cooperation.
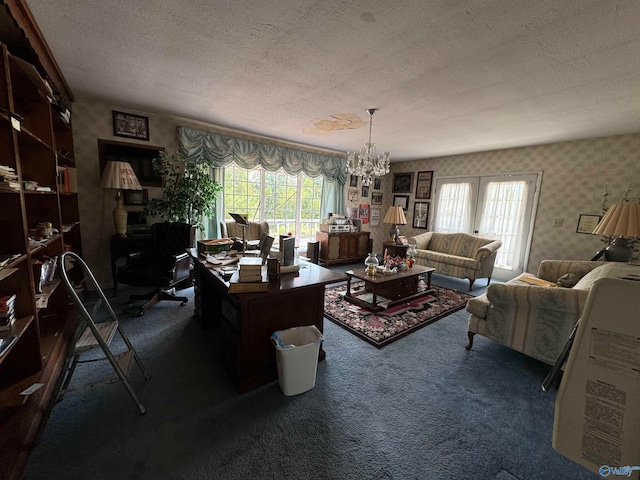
[54,251,150,414]
[117,222,193,316]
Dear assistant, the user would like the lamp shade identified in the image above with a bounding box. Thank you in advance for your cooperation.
[100,161,142,190]
[383,206,407,225]
[592,204,640,237]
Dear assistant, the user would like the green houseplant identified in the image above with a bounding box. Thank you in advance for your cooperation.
[145,151,222,231]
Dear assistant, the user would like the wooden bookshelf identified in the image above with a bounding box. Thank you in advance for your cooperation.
[0,2,80,478]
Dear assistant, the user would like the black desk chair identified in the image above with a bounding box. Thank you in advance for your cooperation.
[117,222,193,316]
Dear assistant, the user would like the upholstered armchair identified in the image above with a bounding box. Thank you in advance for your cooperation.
[220,220,269,242]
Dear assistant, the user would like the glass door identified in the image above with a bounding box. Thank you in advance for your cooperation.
[433,173,540,281]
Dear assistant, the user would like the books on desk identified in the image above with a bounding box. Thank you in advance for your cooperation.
[238,257,263,282]
[228,261,268,293]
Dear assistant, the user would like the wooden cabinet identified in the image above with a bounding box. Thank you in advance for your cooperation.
[383,242,409,259]
[0,2,80,478]
[315,231,371,265]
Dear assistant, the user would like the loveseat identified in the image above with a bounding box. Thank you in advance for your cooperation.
[407,232,502,290]
[465,260,640,365]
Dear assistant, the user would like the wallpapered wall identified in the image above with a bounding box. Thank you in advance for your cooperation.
[73,95,640,287]
[360,135,640,274]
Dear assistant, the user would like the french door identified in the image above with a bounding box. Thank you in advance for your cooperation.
[433,173,540,281]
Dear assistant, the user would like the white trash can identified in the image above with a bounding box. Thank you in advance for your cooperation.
[271,325,323,396]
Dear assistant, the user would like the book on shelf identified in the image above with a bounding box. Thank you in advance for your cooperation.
[56,166,78,193]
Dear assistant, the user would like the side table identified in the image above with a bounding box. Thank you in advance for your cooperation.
[383,242,409,259]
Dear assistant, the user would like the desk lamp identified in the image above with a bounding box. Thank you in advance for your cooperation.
[383,206,407,244]
[101,161,142,237]
[592,203,640,262]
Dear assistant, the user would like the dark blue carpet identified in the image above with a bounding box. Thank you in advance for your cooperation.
[22,271,599,480]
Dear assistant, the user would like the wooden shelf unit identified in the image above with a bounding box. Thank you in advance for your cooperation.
[0,2,80,476]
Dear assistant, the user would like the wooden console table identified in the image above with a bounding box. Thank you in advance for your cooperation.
[190,250,345,393]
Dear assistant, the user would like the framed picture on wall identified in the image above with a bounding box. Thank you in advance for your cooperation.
[576,214,601,234]
[415,171,433,199]
[371,192,382,205]
[392,172,414,193]
[361,185,369,197]
[112,111,149,141]
[413,202,430,229]
[393,195,409,211]
[370,207,381,226]
[123,189,148,205]
[348,188,359,202]
[350,175,358,187]
[374,178,381,190]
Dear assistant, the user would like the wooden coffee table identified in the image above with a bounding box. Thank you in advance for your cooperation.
[343,265,435,313]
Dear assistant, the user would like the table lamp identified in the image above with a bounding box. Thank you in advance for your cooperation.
[383,206,407,244]
[592,203,640,262]
[100,161,142,236]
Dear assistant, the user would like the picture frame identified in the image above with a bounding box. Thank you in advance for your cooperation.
[359,203,370,224]
[361,185,369,197]
[576,214,602,234]
[350,175,358,187]
[371,192,382,205]
[370,207,380,226]
[373,178,381,190]
[413,202,430,229]
[123,189,148,205]
[393,195,409,211]
[392,172,414,193]
[415,171,433,199]
[348,188,359,202]
[113,111,150,141]
[346,207,358,219]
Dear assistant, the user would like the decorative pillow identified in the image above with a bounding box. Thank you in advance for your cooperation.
[557,273,578,288]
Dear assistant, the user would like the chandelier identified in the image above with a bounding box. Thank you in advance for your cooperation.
[346,108,390,186]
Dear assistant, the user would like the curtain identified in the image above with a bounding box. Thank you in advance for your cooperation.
[435,183,472,233]
[178,126,347,183]
[478,181,527,270]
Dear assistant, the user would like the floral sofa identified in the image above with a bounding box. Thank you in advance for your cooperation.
[465,260,640,365]
[407,232,502,290]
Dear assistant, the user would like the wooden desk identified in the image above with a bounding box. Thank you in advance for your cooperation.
[190,250,345,393]
[109,235,152,296]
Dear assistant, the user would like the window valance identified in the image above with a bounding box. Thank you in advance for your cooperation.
[178,126,347,184]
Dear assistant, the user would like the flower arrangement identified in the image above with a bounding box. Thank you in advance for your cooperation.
[383,255,407,271]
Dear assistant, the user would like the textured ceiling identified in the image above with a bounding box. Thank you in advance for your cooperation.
[26,0,640,160]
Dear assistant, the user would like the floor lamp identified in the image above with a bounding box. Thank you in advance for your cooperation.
[100,161,143,237]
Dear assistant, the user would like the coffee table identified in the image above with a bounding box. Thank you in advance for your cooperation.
[344,265,435,313]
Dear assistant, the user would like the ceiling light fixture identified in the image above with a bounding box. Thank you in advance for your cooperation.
[346,108,390,186]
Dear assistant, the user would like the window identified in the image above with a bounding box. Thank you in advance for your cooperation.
[223,165,323,245]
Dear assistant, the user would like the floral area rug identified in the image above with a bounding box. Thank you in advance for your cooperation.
[324,281,473,348]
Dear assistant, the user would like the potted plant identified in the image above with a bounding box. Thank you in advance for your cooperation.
[144,150,222,232]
